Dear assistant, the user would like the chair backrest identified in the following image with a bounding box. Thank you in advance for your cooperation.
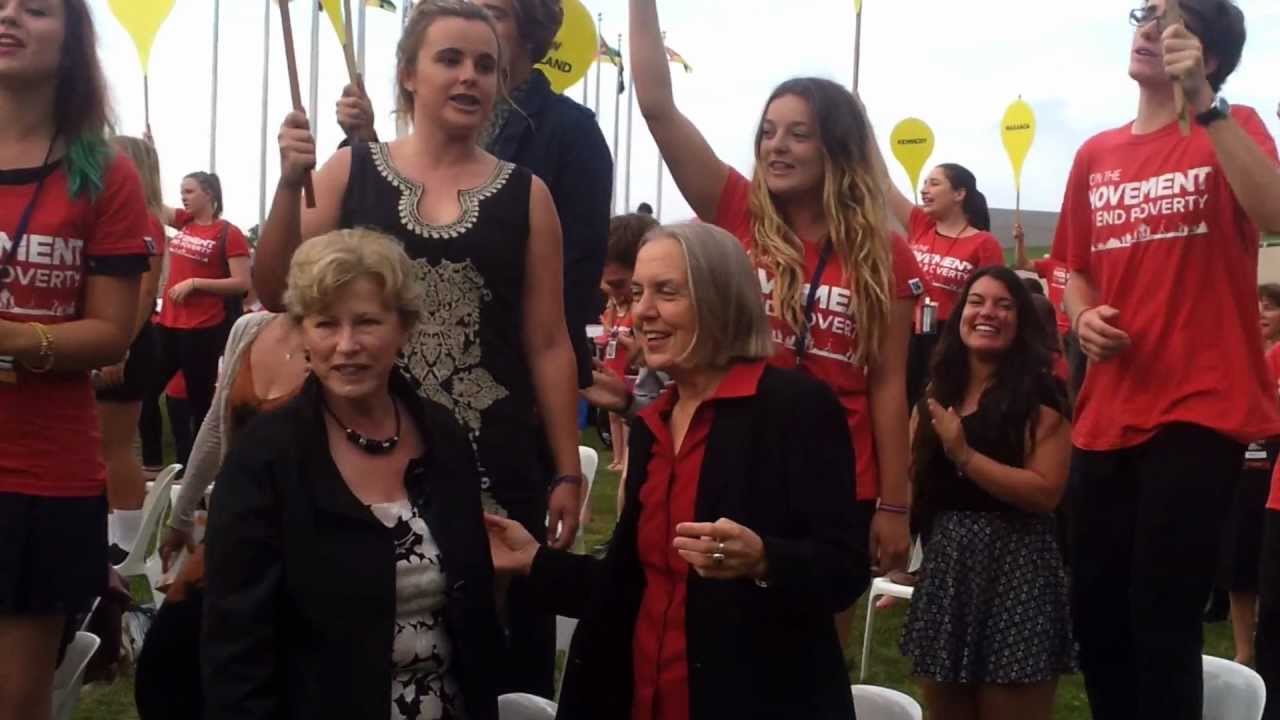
[52,631,101,720]
[497,692,558,720]
[1202,655,1266,720]
[578,447,598,515]
[115,464,181,577]
[851,684,924,720]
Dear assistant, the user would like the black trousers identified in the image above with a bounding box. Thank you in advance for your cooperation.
[1070,424,1243,720]
[1258,510,1280,720]
[499,497,556,699]
[154,324,225,466]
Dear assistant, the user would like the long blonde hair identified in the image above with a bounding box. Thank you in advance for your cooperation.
[748,78,894,367]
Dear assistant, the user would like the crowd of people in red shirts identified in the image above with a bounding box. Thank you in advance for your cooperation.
[2,1,1279,720]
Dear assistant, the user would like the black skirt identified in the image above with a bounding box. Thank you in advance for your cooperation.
[901,510,1077,684]
[0,492,107,615]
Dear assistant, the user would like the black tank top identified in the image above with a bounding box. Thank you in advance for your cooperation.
[916,377,1064,524]
[341,141,538,507]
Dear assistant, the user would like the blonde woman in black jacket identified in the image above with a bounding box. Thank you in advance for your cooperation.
[487,223,865,719]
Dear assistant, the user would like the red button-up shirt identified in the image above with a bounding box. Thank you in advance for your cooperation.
[631,360,766,720]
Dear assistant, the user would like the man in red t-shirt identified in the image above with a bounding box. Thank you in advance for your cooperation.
[1052,4,1280,718]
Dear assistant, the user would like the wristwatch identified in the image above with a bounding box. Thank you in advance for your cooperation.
[1195,95,1230,127]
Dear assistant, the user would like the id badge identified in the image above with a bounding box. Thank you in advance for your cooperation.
[0,356,16,384]
[920,299,938,335]
[605,338,618,361]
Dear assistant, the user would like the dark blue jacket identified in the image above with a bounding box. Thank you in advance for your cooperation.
[490,71,613,388]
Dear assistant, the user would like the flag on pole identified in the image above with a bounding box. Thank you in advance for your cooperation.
[319,0,345,42]
[665,46,692,73]
[598,36,625,94]
[597,37,623,68]
[367,0,396,10]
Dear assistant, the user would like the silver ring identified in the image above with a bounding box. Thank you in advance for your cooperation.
[711,552,726,566]
[716,541,726,555]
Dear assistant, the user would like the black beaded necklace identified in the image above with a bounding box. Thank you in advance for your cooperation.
[322,395,401,455]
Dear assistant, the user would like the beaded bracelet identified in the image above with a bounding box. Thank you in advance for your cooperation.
[24,322,54,373]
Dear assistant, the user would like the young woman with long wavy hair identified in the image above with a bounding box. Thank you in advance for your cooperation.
[628,0,924,645]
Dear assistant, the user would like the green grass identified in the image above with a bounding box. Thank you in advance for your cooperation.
[73,429,1238,720]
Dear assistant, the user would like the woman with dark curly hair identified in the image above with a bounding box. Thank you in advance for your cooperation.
[903,266,1073,720]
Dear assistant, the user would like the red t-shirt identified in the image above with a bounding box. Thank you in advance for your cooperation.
[1053,106,1280,451]
[603,308,634,378]
[158,209,249,330]
[907,207,1004,321]
[0,153,150,497]
[716,170,926,500]
[1033,257,1071,336]
[1266,344,1280,511]
[632,360,765,720]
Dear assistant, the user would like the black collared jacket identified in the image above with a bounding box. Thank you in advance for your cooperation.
[202,374,503,720]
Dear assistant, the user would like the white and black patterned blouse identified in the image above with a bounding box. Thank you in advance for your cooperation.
[369,499,464,720]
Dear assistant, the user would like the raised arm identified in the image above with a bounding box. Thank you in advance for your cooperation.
[864,114,915,231]
[254,112,347,311]
[629,0,728,221]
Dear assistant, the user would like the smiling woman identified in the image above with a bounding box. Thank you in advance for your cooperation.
[0,0,151,717]
[203,229,505,720]
[253,0,585,699]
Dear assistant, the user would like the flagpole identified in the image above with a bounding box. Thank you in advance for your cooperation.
[656,155,664,221]
[309,0,321,147]
[611,34,622,215]
[210,0,221,172]
[358,0,368,73]
[624,70,634,212]
[259,0,271,227]
[853,6,863,92]
[593,13,603,117]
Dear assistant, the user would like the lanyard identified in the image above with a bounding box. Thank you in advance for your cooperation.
[793,241,835,363]
[1,138,58,282]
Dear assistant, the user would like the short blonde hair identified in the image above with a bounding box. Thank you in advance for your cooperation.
[284,229,422,330]
[641,223,773,369]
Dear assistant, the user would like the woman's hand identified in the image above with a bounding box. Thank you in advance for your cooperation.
[159,525,194,573]
[581,359,630,413]
[96,361,126,388]
[926,399,970,466]
[335,84,377,142]
[168,278,198,304]
[673,518,768,581]
[484,513,540,576]
[869,511,910,576]
[278,110,317,190]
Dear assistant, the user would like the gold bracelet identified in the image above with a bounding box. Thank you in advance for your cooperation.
[24,322,54,373]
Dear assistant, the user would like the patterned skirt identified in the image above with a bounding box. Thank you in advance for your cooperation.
[900,510,1077,684]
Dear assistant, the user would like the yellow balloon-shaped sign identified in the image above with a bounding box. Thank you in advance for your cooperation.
[890,118,935,196]
[1001,98,1037,192]
[320,0,347,44]
[536,0,598,94]
[108,0,176,72]
[855,0,863,14]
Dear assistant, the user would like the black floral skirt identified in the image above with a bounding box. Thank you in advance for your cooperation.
[900,510,1076,684]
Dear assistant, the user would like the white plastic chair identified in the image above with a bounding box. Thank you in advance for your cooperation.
[572,446,598,553]
[554,615,579,699]
[51,631,100,720]
[859,540,923,681]
[851,684,923,720]
[549,447,598,552]
[116,464,181,607]
[497,692,557,720]
[1203,655,1267,720]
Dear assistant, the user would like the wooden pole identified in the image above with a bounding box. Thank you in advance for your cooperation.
[341,0,363,90]
[278,0,317,208]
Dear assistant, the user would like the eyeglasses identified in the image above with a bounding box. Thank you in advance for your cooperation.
[1128,5,1162,28]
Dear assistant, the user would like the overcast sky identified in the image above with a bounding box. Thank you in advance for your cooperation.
[88,0,1280,241]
